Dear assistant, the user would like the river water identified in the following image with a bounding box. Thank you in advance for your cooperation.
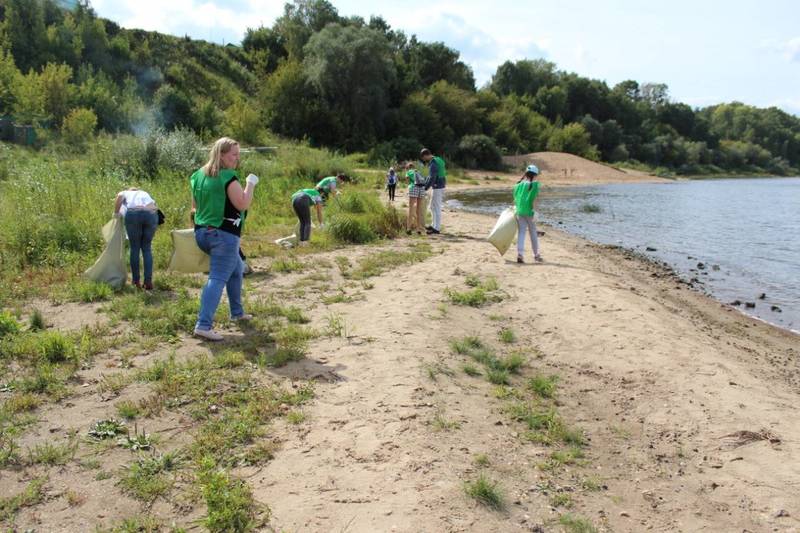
[447,178,800,333]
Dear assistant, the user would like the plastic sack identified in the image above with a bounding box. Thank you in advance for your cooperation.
[487,206,517,256]
[168,228,210,273]
[84,217,127,289]
[274,222,304,248]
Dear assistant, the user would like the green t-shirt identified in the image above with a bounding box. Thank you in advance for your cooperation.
[316,176,337,193]
[292,188,322,203]
[406,170,416,190]
[191,168,246,235]
[513,180,540,217]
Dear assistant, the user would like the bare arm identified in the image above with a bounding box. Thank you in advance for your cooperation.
[114,193,125,215]
[315,203,323,225]
[226,180,256,211]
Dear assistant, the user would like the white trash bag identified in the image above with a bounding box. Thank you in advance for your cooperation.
[84,217,127,289]
[487,206,517,256]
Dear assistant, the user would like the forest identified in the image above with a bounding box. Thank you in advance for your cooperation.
[1,0,799,175]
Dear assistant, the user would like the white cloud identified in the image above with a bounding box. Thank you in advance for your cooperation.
[93,0,283,43]
[392,9,550,86]
[761,36,800,63]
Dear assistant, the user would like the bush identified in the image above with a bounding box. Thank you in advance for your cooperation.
[327,214,376,244]
[226,97,263,145]
[547,123,599,160]
[61,108,97,150]
[0,310,20,338]
[455,134,502,170]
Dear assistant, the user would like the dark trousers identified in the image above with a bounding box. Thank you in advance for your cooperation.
[387,183,397,201]
[292,195,312,241]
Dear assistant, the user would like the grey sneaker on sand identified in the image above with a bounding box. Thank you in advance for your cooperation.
[534,255,544,263]
[194,328,224,341]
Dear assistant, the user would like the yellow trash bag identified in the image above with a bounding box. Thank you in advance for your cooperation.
[84,216,127,289]
[487,206,517,256]
[168,228,210,273]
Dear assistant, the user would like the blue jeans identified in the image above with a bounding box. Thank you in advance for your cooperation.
[194,228,244,330]
[124,209,158,284]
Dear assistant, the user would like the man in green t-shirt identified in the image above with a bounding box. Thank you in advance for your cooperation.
[420,148,446,234]
[513,164,542,263]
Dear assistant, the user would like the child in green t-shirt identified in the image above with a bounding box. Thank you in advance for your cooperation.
[513,164,542,263]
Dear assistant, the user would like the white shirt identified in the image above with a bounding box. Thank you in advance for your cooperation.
[118,189,155,216]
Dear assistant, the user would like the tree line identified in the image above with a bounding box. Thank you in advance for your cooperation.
[1,0,798,175]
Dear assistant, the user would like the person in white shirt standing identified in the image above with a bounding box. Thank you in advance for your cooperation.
[114,187,159,289]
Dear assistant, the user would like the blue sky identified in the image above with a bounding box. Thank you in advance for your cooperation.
[90,0,800,115]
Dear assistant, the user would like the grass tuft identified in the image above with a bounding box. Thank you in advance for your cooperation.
[464,474,504,510]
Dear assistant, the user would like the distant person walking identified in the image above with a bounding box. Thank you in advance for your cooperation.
[405,162,426,235]
[190,137,259,341]
[386,167,398,202]
[114,187,159,290]
[514,164,543,264]
[420,148,446,234]
[292,187,324,244]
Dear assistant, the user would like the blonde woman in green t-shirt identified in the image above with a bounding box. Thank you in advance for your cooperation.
[513,165,542,264]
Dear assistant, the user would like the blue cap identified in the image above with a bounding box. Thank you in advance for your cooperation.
[526,164,540,175]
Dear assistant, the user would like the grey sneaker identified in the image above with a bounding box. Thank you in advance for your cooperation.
[534,255,544,263]
[194,328,224,341]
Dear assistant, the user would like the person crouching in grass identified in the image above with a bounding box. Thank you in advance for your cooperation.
[291,187,324,245]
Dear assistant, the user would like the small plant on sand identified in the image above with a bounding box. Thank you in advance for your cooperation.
[431,410,460,431]
[498,327,516,343]
[486,368,510,385]
[0,477,46,521]
[120,452,180,502]
[474,453,490,467]
[324,313,347,338]
[271,256,305,273]
[464,473,504,510]
[528,374,559,399]
[26,440,77,466]
[68,279,114,302]
[199,461,264,532]
[88,418,127,440]
[118,425,155,451]
[558,513,597,533]
[550,493,573,508]
[286,411,306,425]
[462,363,481,377]
[29,309,46,331]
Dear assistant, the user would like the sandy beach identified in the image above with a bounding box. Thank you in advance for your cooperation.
[5,179,799,533]
[237,204,799,532]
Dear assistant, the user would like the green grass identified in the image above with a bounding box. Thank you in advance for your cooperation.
[119,452,180,502]
[0,310,21,338]
[200,461,265,532]
[29,308,46,331]
[286,411,306,424]
[558,513,597,533]
[486,368,510,385]
[474,453,490,467]
[528,374,559,399]
[271,256,305,273]
[347,243,433,279]
[498,328,516,343]
[88,418,127,440]
[464,474,504,510]
[26,440,76,466]
[462,363,481,377]
[64,279,115,302]
[431,410,460,431]
[550,493,573,508]
[0,477,47,522]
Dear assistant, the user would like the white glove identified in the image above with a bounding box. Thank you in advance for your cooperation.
[246,173,259,186]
